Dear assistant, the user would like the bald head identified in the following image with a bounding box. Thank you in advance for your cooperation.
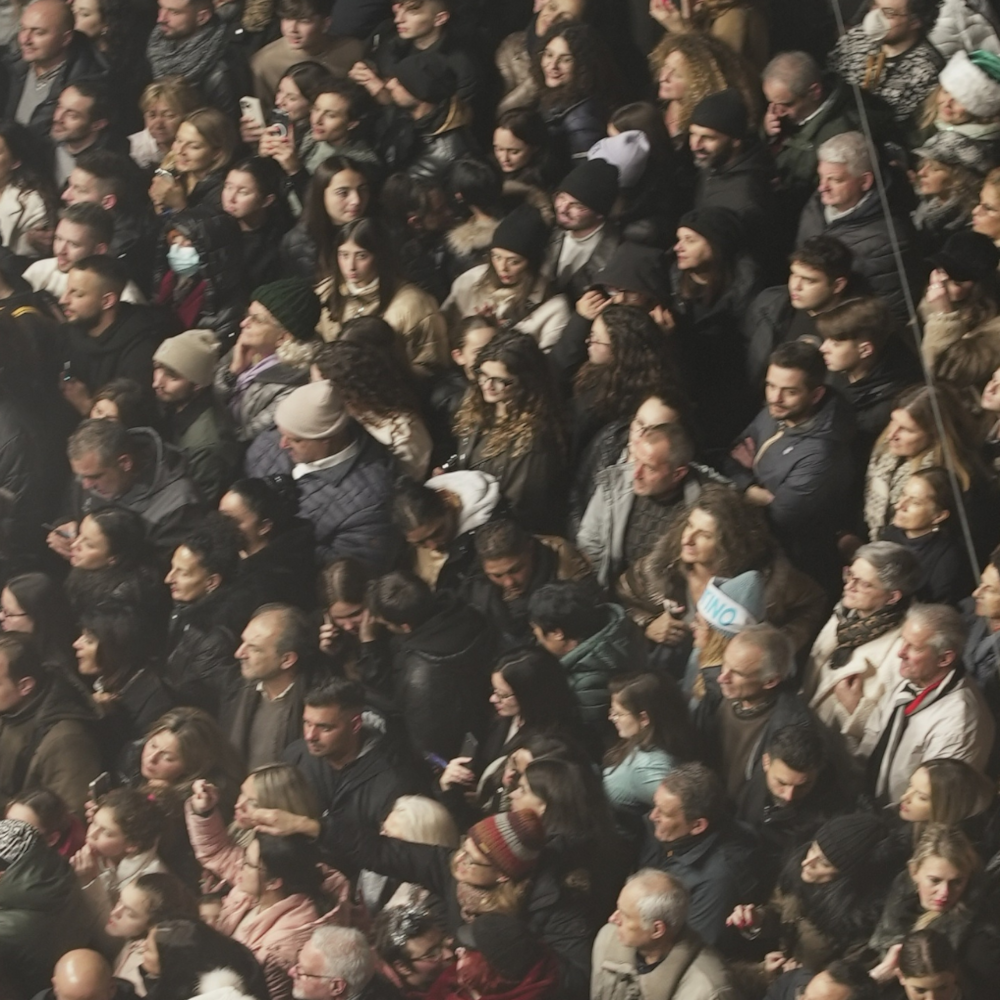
[19,0,74,69]
[53,950,113,1000]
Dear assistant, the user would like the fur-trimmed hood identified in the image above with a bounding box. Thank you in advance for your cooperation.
[193,969,255,1000]
[446,215,498,256]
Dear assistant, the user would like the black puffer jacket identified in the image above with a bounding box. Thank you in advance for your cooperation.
[378,99,479,184]
[542,97,607,161]
[0,836,102,996]
[694,138,775,240]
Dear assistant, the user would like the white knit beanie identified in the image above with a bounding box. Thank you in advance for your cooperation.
[275,380,348,439]
[939,49,1000,120]
[153,329,219,387]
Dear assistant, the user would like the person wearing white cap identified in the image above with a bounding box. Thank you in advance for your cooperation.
[153,329,238,504]
[248,380,399,571]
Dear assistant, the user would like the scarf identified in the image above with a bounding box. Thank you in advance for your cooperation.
[864,448,935,535]
[146,21,228,82]
[830,602,905,669]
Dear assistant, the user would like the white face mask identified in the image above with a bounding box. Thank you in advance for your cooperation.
[862,7,890,42]
[167,243,201,278]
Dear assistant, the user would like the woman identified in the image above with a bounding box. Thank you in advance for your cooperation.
[1,571,75,670]
[444,204,568,351]
[0,120,55,258]
[150,109,237,216]
[971,165,1000,245]
[492,109,554,193]
[219,478,315,608]
[300,77,380,179]
[981,362,1000,469]
[869,824,1000,999]
[648,0,768,74]
[912,131,986,254]
[864,384,985,540]
[896,929,963,1000]
[880,467,977,605]
[130,77,201,172]
[6,788,85,858]
[621,485,827,670]
[533,21,612,161]
[222,158,293,294]
[453,331,567,532]
[445,159,506,281]
[75,601,176,768]
[570,304,678,459]
[106,872,198,994]
[281,155,372,282]
[316,217,447,377]
[90,379,161,428]
[314,338,431,479]
[317,557,369,679]
[65,507,168,618]
[803,542,923,749]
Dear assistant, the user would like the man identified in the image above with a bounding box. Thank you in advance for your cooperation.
[146,0,248,119]
[796,131,916,320]
[858,603,995,802]
[24,204,145,303]
[32,949,131,1000]
[292,927,393,1000]
[964,544,1000,702]
[372,898,455,996]
[50,81,124,187]
[58,256,169,416]
[724,340,854,588]
[692,623,816,799]
[466,518,591,650]
[153,328,237,504]
[765,962,880,1000]
[578,421,715,589]
[0,635,100,816]
[0,821,102,998]
[5,0,106,139]
[247,379,399,571]
[745,235,854,388]
[361,571,495,760]
[352,0,476,104]
[828,0,943,127]
[224,603,315,770]
[378,51,477,184]
[48,417,203,562]
[283,677,420,834]
[252,0,363,106]
[593,869,736,1000]
[640,764,757,947]
[545,159,621,301]
[690,88,773,238]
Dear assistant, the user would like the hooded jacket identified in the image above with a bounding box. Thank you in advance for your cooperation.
[0,837,102,996]
[927,0,1000,56]
[379,99,479,185]
[0,670,102,816]
[214,349,310,443]
[69,426,204,559]
[694,139,775,240]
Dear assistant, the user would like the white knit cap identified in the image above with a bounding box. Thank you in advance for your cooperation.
[153,329,220,387]
[939,49,1000,120]
[275,380,348,440]
[588,130,651,189]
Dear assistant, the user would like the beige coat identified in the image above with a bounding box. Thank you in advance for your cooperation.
[495,30,537,114]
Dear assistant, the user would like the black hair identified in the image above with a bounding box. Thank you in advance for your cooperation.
[304,676,365,713]
[897,929,959,978]
[769,340,827,390]
[224,478,298,535]
[765,724,826,774]
[822,960,882,1000]
[96,787,163,852]
[69,254,127,296]
[91,377,159,428]
[495,647,580,734]
[277,0,334,18]
[392,479,450,533]
[74,148,146,210]
[366,571,436,628]
[373,898,447,967]
[789,235,853,284]
[4,574,75,666]
[527,580,600,642]
[82,506,149,567]
[79,599,150,688]
[660,762,726,827]
[279,60,336,104]
[256,833,324,902]
[449,158,503,216]
[0,632,43,686]
[65,78,112,124]
[474,518,532,562]
[178,513,243,583]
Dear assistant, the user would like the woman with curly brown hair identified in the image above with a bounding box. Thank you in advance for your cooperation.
[649,0,769,74]
[314,336,431,480]
[620,484,827,671]
[453,331,566,532]
[570,304,679,460]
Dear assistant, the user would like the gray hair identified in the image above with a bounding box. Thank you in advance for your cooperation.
[854,542,923,597]
[640,421,694,469]
[67,418,133,466]
[310,927,374,996]
[731,622,794,684]
[627,869,689,933]
[905,604,967,658]
[762,51,821,98]
[817,132,873,178]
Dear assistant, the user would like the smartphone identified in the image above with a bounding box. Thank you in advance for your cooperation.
[240,96,266,127]
[269,108,291,138]
[61,360,72,382]
[42,522,76,540]
[89,771,111,801]
[459,732,479,761]
[423,751,448,773]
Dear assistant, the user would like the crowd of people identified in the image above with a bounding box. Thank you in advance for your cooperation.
[5,0,1000,999]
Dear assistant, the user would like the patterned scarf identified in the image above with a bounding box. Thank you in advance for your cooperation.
[146,21,228,83]
[830,602,904,669]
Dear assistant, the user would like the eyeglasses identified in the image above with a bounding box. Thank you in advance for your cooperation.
[586,336,612,348]
[842,567,882,593]
[409,939,451,963]
[477,373,514,390]
[491,689,516,700]
[290,965,344,983]
[0,609,27,619]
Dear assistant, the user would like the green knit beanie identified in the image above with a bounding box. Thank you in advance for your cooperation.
[252,278,320,341]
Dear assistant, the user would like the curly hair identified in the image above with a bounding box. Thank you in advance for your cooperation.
[532,20,612,112]
[314,339,420,421]
[649,32,761,134]
[453,331,565,458]
[572,305,679,424]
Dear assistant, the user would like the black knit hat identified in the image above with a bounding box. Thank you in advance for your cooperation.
[815,813,884,878]
[597,242,670,303]
[492,204,550,261]
[678,207,744,260]
[393,52,458,105]
[690,88,748,139]
[557,159,620,217]
[929,229,1000,282]
[252,278,320,341]
[455,914,541,982]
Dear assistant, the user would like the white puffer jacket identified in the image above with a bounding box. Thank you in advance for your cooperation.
[927,0,1000,56]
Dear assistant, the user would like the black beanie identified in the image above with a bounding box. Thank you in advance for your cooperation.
[678,207,744,260]
[690,88,748,139]
[558,159,620,217]
[815,813,884,878]
[597,242,670,303]
[455,915,541,982]
[492,204,550,260]
[393,52,458,105]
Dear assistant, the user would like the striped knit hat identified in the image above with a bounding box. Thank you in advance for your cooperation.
[469,810,544,879]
